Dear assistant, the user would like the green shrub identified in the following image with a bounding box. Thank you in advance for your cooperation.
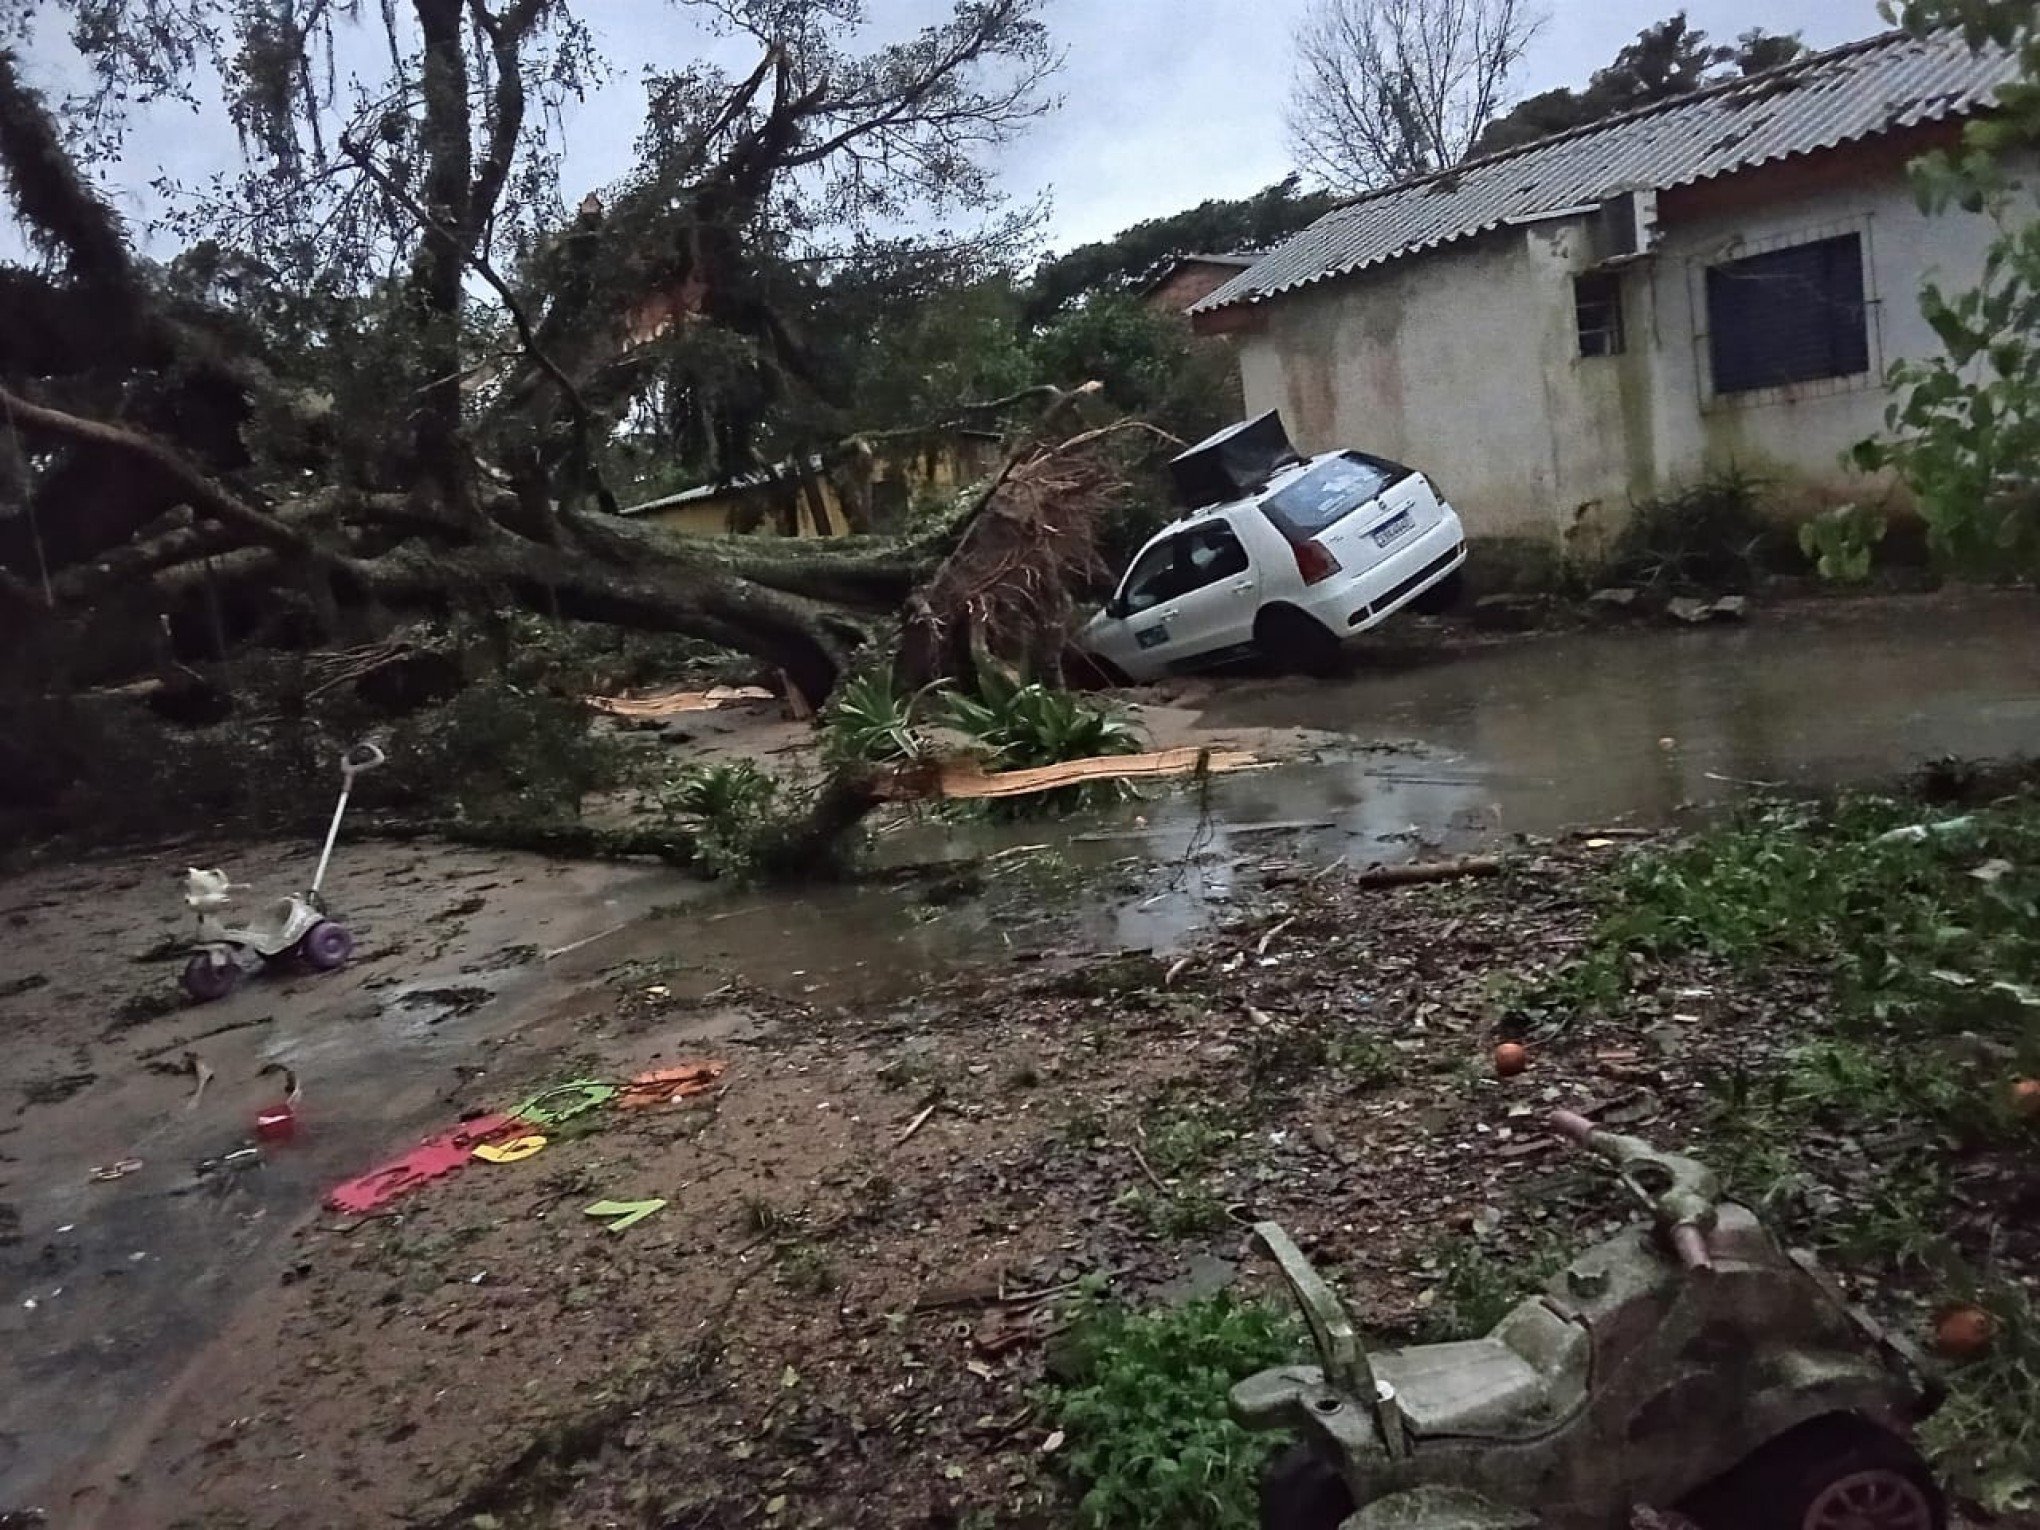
[1042,1293,1300,1530]
[1604,469,1792,591]
[655,760,784,880]
[386,679,617,821]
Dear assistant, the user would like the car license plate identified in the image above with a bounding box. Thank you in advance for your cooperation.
[1371,510,1414,548]
[1135,623,1169,650]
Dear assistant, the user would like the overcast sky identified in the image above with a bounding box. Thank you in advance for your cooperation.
[7,0,1890,263]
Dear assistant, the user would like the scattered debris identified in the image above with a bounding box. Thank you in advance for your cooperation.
[184,1051,215,1110]
[512,1080,617,1126]
[931,746,1258,801]
[89,1157,144,1181]
[1353,855,1502,887]
[586,685,775,719]
[583,1197,666,1232]
[896,1102,939,1146]
[616,1061,726,1108]
[472,1134,548,1163]
[323,1113,525,1215]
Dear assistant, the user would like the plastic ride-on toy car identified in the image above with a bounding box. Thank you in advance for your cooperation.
[1235,1109,1944,1530]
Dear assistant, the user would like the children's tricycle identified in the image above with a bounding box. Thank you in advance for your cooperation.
[1237,1109,1944,1530]
[180,742,385,1002]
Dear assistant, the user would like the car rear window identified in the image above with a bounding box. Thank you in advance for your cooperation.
[1258,454,1408,540]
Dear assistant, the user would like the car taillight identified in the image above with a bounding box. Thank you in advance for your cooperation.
[1292,537,1342,585]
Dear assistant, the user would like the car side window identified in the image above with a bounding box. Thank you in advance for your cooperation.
[1119,524,1251,616]
[1119,537,1183,614]
[1182,523,1249,584]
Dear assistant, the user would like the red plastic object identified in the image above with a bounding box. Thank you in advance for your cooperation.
[255,1102,297,1143]
[323,1112,528,1216]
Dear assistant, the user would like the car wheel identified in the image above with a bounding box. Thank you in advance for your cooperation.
[1410,567,1466,615]
[1260,1443,1356,1530]
[1255,606,1342,677]
[1684,1417,1945,1530]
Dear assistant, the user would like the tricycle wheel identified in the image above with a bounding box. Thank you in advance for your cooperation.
[298,920,354,971]
[1260,1443,1355,1530]
[181,953,241,1003]
[1690,1416,1944,1530]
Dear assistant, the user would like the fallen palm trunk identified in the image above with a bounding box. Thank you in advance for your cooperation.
[930,746,1259,801]
[1353,855,1503,887]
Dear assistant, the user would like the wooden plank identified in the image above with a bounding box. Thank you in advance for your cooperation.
[935,746,1258,800]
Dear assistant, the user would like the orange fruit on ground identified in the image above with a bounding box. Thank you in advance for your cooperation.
[2012,1078,2040,1118]
[1492,1042,1530,1078]
[1933,1304,1996,1361]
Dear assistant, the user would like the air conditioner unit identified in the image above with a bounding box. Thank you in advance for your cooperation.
[1598,189,1660,261]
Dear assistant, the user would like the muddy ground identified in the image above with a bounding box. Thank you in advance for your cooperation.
[16,839,1722,1529]
[2,589,2037,1528]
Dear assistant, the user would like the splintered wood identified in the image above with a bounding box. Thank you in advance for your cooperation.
[585,685,775,719]
[932,746,1258,800]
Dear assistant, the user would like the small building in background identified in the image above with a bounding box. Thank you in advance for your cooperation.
[622,431,1004,538]
[1142,253,1259,318]
[1190,28,2027,559]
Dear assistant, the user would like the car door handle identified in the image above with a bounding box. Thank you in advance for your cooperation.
[1229,579,1254,592]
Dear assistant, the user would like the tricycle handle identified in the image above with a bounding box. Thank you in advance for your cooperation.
[1548,1110,1719,1271]
[342,742,386,778]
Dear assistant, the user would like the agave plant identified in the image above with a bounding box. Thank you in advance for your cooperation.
[820,672,934,765]
[941,668,1143,772]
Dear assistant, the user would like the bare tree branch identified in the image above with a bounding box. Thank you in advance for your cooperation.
[1286,0,1544,193]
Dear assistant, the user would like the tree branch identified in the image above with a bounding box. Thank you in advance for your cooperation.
[0,384,320,563]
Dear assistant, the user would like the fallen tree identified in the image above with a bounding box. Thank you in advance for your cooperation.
[0,3,1071,708]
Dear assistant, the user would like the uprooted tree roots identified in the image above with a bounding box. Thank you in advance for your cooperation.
[893,424,1152,690]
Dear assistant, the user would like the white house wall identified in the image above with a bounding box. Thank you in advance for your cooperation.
[1233,233,1564,542]
[1234,146,2037,545]
[1637,150,2036,517]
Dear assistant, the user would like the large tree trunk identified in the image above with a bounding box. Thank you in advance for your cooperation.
[407,0,479,517]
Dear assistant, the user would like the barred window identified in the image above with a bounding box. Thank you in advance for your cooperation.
[1706,234,1868,394]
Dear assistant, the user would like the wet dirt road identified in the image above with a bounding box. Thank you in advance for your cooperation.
[1064,589,2040,946]
[1,589,2034,1518]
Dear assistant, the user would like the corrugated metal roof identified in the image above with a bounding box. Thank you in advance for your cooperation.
[1193,28,2017,314]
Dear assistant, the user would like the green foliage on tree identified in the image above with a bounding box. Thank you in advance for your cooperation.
[1473,14,1805,157]
[1022,177,1338,323]
[1850,0,2040,577]
[1029,296,1237,443]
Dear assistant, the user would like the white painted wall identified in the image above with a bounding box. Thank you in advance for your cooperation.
[1233,147,2039,545]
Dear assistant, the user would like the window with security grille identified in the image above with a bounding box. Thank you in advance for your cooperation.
[1705,233,1869,395]
[1574,272,1624,357]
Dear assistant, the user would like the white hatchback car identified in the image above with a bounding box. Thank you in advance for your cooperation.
[1078,413,1467,682]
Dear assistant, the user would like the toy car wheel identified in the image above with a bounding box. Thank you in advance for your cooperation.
[1696,1417,1945,1530]
[298,920,354,971]
[1260,1443,1355,1530]
[181,953,241,1003]
[1254,606,1342,678]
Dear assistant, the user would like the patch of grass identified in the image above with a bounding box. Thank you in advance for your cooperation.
[739,1197,800,1239]
[1328,1034,1403,1089]
[1528,784,2040,1501]
[1040,1291,1300,1530]
[773,1240,838,1297]
[1419,1232,1571,1342]
[1118,1184,1230,1240]
[1139,1104,1235,1177]
[1919,1281,2040,1513]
